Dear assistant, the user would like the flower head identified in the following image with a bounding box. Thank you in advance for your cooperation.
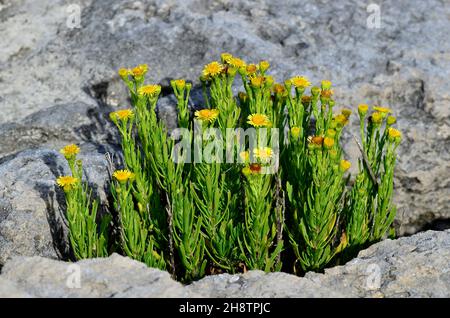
[291,126,301,138]
[326,129,336,138]
[264,75,274,86]
[113,169,135,183]
[118,68,130,79]
[358,104,369,117]
[371,112,384,125]
[334,114,349,126]
[329,149,339,159]
[373,106,392,113]
[247,113,271,127]
[229,57,246,69]
[56,176,79,192]
[221,53,233,63]
[273,83,286,96]
[60,144,80,160]
[310,136,324,146]
[311,86,321,96]
[131,64,148,78]
[259,60,270,73]
[239,151,250,163]
[250,76,265,88]
[138,84,161,97]
[321,80,332,90]
[249,163,262,174]
[341,108,352,118]
[110,109,134,122]
[387,116,397,126]
[195,108,219,123]
[290,76,311,89]
[301,95,312,104]
[202,61,224,79]
[387,127,402,142]
[321,89,334,99]
[246,64,258,75]
[340,160,351,172]
[253,147,272,162]
[173,79,186,90]
[324,137,335,149]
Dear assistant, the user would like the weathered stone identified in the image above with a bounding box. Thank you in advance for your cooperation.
[305,229,450,297]
[0,148,112,265]
[0,230,448,297]
[1,253,188,297]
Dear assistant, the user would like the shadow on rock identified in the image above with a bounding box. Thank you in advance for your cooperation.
[33,152,71,261]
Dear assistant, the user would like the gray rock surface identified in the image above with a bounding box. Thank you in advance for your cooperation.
[0,0,448,235]
[0,230,448,298]
[0,148,112,265]
[305,229,450,297]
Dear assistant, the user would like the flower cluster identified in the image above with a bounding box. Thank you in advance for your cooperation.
[58,54,402,282]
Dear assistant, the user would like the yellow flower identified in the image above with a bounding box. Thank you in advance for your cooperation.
[290,76,311,88]
[110,109,134,121]
[229,57,246,69]
[321,89,334,99]
[242,166,252,176]
[246,64,258,75]
[341,108,352,118]
[247,113,271,127]
[173,79,186,90]
[358,104,369,116]
[310,136,324,145]
[329,149,338,159]
[253,147,272,161]
[373,106,392,113]
[202,61,224,78]
[60,144,80,160]
[340,160,351,172]
[118,68,130,78]
[264,75,274,86]
[250,76,265,88]
[239,151,250,163]
[56,176,79,192]
[195,108,219,123]
[323,137,335,149]
[387,116,397,125]
[242,164,262,176]
[334,114,349,126]
[326,129,336,138]
[249,163,262,174]
[301,95,312,104]
[273,83,286,95]
[113,169,135,183]
[221,53,233,63]
[311,86,321,96]
[291,126,301,138]
[321,80,332,90]
[371,112,384,124]
[388,127,402,141]
[259,60,270,72]
[131,64,148,78]
[138,84,161,97]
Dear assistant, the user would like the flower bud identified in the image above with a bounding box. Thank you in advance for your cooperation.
[259,60,270,73]
[358,104,369,117]
[321,80,332,90]
[387,116,397,126]
[311,86,321,96]
[340,160,351,172]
